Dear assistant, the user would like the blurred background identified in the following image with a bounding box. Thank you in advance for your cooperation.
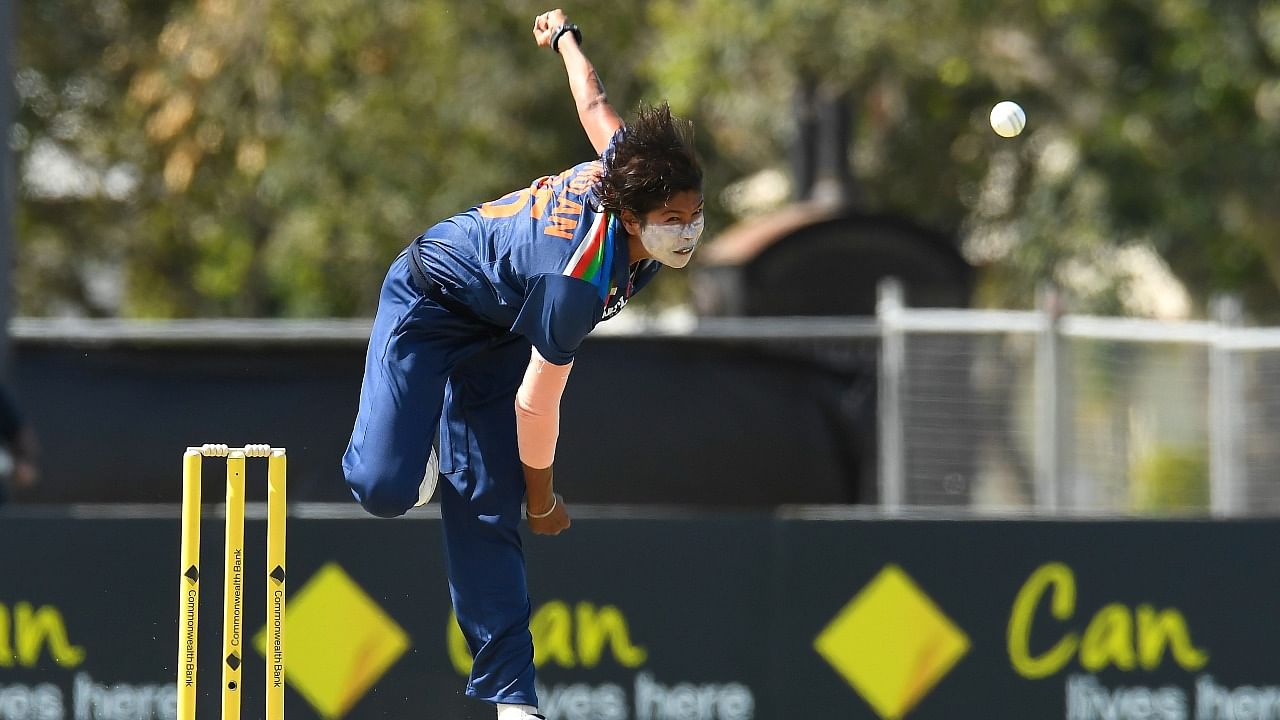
[7,0,1280,513]
[5,2,1280,719]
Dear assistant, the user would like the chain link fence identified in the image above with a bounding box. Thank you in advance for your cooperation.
[880,284,1280,516]
[12,300,1280,515]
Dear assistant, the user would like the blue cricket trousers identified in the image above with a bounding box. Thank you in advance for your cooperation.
[342,249,539,706]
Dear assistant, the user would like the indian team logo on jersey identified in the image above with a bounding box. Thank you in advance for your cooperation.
[602,289,629,320]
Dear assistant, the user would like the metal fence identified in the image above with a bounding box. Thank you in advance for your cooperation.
[10,295,1280,516]
[878,282,1280,517]
[6,316,884,505]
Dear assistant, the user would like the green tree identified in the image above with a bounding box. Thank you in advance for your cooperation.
[17,1,1280,319]
[15,0,656,316]
[646,0,1280,318]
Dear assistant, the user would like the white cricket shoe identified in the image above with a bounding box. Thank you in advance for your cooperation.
[496,704,543,719]
[415,448,438,507]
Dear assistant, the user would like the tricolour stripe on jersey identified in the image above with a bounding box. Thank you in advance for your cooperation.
[562,213,612,295]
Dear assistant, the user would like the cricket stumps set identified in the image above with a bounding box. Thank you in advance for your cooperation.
[179,444,286,720]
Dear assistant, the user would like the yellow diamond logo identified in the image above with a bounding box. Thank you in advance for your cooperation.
[254,562,410,720]
[814,564,970,720]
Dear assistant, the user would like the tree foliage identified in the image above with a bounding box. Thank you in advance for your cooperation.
[15,0,652,316]
[645,0,1280,318]
[14,0,1280,319]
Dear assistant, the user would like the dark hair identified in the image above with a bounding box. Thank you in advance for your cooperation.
[596,102,702,220]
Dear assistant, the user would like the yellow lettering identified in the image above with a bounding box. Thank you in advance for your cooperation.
[446,599,650,676]
[1137,605,1208,670]
[446,613,473,676]
[1008,562,1078,679]
[531,601,575,668]
[0,604,10,667]
[1080,604,1136,671]
[575,603,647,669]
[12,603,84,668]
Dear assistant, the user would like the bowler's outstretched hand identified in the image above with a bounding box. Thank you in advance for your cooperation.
[533,9,570,48]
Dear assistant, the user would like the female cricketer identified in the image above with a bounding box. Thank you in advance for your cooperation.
[341,8,704,720]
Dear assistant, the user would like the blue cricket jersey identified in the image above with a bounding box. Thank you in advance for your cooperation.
[412,133,659,364]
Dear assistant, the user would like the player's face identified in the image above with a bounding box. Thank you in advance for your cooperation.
[624,190,706,268]
[642,190,705,228]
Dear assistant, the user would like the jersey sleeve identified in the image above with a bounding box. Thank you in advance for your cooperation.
[601,126,627,164]
[510,273,602,365]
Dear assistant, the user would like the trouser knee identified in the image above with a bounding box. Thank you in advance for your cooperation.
[344,461,418,518]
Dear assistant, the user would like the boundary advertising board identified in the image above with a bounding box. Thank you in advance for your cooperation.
[1,511,1276,719]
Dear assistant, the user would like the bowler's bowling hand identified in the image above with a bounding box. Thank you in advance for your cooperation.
[527,493,571,536]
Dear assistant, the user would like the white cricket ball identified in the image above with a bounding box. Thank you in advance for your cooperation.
[990,100,1027,138]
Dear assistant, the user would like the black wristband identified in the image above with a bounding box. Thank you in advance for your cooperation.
[551,23,582,54]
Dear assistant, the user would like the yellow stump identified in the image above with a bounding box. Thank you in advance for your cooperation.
[179,444,286,720]
[221,452,246,720]
[178,450,203,720]
[266,450,287,720]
